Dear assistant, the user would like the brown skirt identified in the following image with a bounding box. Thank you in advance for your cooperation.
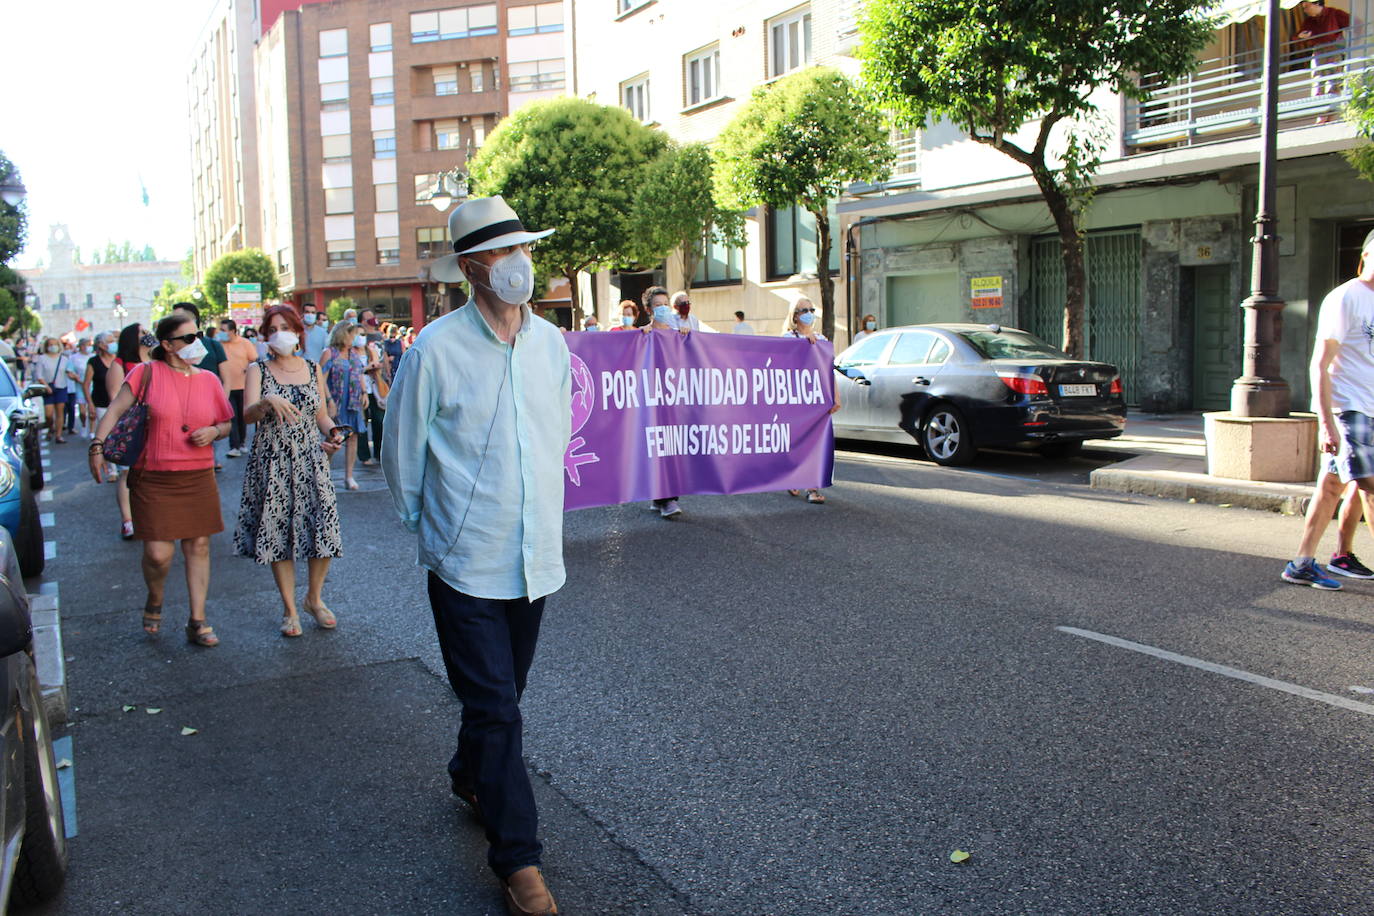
[128,467,223,542]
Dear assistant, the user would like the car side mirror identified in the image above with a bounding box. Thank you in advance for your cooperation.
[22,385,46,400]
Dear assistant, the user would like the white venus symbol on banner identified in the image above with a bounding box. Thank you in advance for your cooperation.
[564,353,600,485]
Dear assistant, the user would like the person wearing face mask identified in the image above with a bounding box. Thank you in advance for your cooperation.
[84,332,122,479]
[639,286,689,519]
[353,327,390,467]
[31,337,70,444]
[783,297,841,504]
[89,314,235,647]
[610,300,639,331]
[670,291,701,331]
[301,302,329,361]
[67,338,94,438]
[236,305,346,636]
[217,319,260,458]
[853,313,880,343]
[105,324,155,538]
[581,314,601,332]
[382,196,570,916]
[321,322,368,490]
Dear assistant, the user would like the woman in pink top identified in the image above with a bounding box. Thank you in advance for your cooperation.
[87,314,235,647]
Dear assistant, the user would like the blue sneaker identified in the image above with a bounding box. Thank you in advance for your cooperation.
[1282,559,1343,590]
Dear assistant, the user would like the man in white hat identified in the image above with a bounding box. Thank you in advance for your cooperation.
[1282,228,1374,591]
[383,195,569,916]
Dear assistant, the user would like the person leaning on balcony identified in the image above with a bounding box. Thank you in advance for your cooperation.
[1293,0,1350,107]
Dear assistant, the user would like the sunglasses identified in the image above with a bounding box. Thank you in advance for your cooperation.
[167,332,201,345]
[797,307,816,314]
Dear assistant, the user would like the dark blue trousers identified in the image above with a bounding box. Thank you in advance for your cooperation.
[427,573,545,877]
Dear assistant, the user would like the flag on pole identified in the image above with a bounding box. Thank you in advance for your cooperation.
[138,174,149,207]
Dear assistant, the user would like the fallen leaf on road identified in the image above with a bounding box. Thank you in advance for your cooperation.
[1188,498,1197,503]
[180,727,198,736]
[1350,686,1374,694]
[122,705,135,713]
[950,850,970,864]
[56,759,71,769]
[146,707,162,715]
[1218,503,1232,508]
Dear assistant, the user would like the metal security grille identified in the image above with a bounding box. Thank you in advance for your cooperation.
[1027,229,1142,403]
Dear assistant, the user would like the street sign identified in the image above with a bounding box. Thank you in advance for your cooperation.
[226,282,261,304]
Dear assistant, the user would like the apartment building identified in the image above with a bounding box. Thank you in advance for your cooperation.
[571,0,915,335]
[253,0,566,325]
[18,226,176,340]
[189,0,263,279]
[840,0,1374,412]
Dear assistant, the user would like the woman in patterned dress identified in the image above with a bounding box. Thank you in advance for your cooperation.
[321,321,368,491]
[235,305,346,638]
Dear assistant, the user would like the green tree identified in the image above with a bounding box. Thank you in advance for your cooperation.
[151,277,205,322]
[0,152,27,265]
[0,265,38,336]
[631,143,745,293]
[467,97,669,312]
[860,0,1215,357]
[1343,73,1374,180]
[202,248,279,315]
[327,297,356,324]
[714,68,892,341]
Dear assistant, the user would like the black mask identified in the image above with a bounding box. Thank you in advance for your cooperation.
[139,333,156,348]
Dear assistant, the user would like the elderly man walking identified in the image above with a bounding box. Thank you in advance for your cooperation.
[383,196,569,916]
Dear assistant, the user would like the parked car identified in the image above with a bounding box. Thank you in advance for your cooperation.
[0,527,68,907]
[0,364,45,494]
[833,323,1127,465]
[0,410,44,579]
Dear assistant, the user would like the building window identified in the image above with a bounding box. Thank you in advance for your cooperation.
[766,202,839,280]
[621,75,650,122]
[508,2,563,35]
[470,65,485,93]
[56,294,68,310]
[891,125,920,179]
[417,227,451,259]
[322,135,351,161]
[472,120,486,148]
[377,237,401,265]
[433,119,462,149]
[277,248,291,273]
[319,28,348,58]
[375,182,398,211]
[85,293,93,307]
[414,173,440,203]
[509,59,565,93]
[685,45,721,107]
[371,76,395,105]
[373,130,396,158]
[693,232,742,286]
[410,6,498,43]
[325,187,355,214]
[432,65,459,95]
[327,240,356,268]
[617,0,650,15]
[370,22,392,51]
[768,8,812,78]
[321,80,348,104]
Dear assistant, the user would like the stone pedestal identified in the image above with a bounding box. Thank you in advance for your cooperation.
[1204,411,1318,482]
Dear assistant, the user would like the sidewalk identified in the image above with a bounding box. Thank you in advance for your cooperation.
[1086,413,1317,514]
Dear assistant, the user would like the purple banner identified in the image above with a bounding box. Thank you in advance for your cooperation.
[562,329,835,510]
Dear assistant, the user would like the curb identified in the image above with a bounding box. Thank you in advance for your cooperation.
[30,584,66,724]
[1090,455,1312,515]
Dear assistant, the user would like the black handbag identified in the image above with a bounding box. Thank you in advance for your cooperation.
[103,364,153,467]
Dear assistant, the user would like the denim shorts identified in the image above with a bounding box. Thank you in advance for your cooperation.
[1327,410,1374,482]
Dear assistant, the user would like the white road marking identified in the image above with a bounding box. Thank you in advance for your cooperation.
[40,459,50,469]
[1057,626,1374,716]
[43,541,55,560]
[37,489,52,502]
[39,513,54,527]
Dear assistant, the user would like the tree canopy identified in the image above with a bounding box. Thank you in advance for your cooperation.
[201,249,279,317]
[1344,74,1374,181]
[714,67,892,339]
[631,142,745,292]
[860,0,1216,356]
[90,241,159,264]
[0,152,27,266]
[467,96,668,311]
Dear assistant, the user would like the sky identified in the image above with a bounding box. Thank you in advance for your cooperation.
[0,0,220,270]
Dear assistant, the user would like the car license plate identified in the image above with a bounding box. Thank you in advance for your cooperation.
[1058,384,1097,397]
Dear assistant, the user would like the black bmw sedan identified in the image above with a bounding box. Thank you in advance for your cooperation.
[832,323,1126,465]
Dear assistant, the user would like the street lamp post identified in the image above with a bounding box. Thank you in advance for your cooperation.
[1231,0,1290,418]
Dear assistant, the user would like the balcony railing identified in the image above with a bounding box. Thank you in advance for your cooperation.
[1124,27,1372,152]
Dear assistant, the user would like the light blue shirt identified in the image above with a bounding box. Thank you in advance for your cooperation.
[382,303,571,601]
[302,324,329,362]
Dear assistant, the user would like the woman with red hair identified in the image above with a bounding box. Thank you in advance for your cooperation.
[234,304,347,637]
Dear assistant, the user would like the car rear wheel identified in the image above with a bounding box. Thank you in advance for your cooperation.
[16,488,44,579]
[12,663,68,905]
[25,434,42,491]
[922,404,975,466]
[1038,440,1084,459]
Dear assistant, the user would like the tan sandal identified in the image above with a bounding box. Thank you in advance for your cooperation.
[806,490,826,504]
[142,601,162,635]
[303,602,337,629]
[186,619,219,647]
[280,615,302,638]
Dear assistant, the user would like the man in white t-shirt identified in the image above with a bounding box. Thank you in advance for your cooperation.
[1283,230,1374,590]
[732,310,756,335]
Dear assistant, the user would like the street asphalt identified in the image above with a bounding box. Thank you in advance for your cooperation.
[20,433,1374,915]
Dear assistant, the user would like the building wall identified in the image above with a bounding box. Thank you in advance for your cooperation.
[18,226,177,340]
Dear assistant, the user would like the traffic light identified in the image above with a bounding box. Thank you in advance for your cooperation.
[114,293,122,307]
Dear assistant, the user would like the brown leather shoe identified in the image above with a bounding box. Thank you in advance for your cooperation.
[504,866,558,915]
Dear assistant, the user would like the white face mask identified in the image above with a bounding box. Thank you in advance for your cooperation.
[352,335,366,349]
[45,346,58,355]
[473,249,535,306]
[303,313,317,325]
[268,331,299,354]
[865,320,876,331]
[178,338,208,363]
